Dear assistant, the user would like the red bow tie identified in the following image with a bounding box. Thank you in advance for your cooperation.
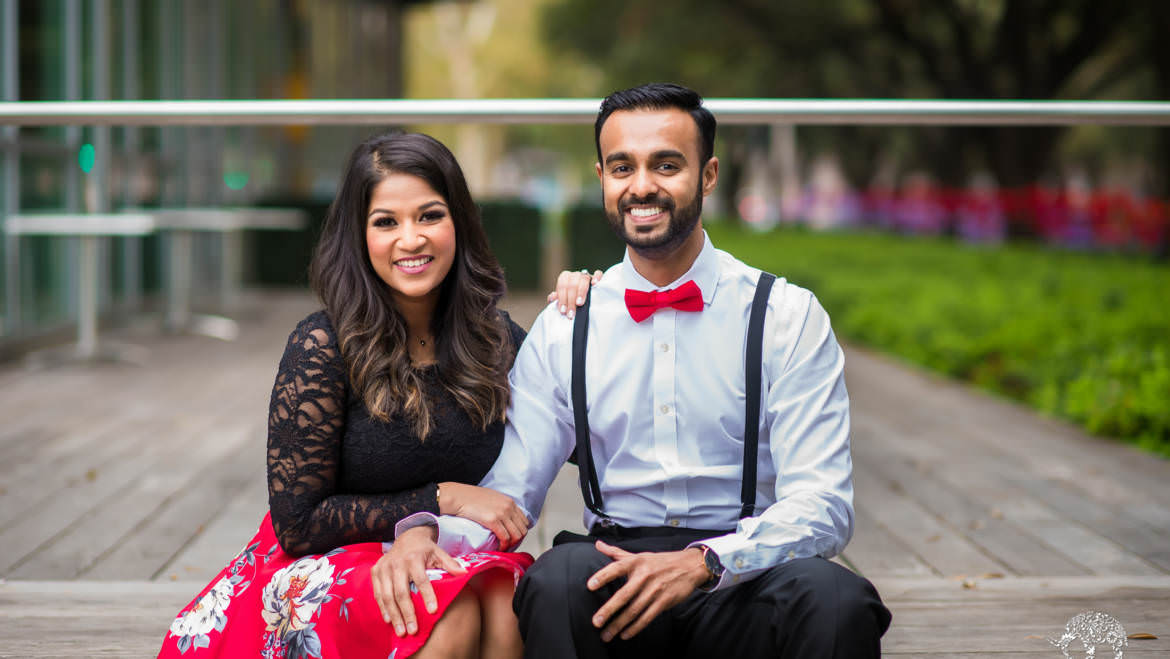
[624,280,704,322]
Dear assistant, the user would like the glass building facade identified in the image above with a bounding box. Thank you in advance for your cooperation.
[1,0,410,343]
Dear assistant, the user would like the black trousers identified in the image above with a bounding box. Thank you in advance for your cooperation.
[514,527,891,658]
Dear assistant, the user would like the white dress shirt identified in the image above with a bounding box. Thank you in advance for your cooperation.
[421,232,854,590]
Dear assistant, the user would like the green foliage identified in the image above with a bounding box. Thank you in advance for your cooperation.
[707,223,1170,457]
[251,198,331,287]
[479,199,544,291]
[564,202,627,272]
[542,0,1170,187]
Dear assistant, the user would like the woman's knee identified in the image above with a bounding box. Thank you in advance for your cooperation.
[470,570,524,659]
[413,588,482,659]
[471,569,518,607]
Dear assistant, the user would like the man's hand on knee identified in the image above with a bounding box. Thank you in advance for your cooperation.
[585,541,710,642]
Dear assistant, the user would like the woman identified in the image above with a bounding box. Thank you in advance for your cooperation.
[158,132,596,659]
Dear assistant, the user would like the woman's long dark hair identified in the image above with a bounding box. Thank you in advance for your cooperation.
[310,132,511,439]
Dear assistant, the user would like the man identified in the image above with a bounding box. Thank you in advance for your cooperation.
[400,83,891,657]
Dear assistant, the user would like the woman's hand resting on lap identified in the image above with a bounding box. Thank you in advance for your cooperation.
[371,526,465,637]
[438,482,530,549]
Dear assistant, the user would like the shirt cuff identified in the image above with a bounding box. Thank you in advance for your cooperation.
[433,516,500,555]
[687,533,802,592]
[386,513,499,556]
[394,511,439,537]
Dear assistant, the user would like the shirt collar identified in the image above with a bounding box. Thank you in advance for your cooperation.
[619,230,719,306]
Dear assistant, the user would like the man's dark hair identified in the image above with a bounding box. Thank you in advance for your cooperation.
[594,82,717,166]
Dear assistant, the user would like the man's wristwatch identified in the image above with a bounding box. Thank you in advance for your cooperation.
[698,544,725,591]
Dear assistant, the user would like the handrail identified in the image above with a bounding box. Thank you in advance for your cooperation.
[1,98,1170,126]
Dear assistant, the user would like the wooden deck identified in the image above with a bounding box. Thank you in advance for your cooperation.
[1,290,1167,657]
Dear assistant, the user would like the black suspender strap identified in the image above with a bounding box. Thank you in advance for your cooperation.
[570,272,775,525]
[741,272,776,518]
[571,286,609,522]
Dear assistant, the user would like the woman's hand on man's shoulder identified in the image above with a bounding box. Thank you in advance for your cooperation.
[549,269,604,319]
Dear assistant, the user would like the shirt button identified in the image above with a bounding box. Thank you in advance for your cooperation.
[669,519,680,527]
[660,404,670,414]
[660,343,670,352]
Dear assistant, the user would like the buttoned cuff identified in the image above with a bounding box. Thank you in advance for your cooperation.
[386,513,499,556]
[686,533,802,592]
[394,511,439,538]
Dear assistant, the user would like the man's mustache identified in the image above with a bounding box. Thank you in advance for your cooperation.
[619,195,675,212]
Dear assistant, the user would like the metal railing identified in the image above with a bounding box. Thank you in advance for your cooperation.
[2,98,1170,126]
[3,97,1169,342]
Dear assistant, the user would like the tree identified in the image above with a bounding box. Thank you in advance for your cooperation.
[543,0,1165,189]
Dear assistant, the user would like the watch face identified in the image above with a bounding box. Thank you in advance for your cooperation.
[704,547,724,577]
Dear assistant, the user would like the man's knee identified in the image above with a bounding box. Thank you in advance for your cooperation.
[773,558,890,635]
[517,542,606,603]
[514,542,612,651]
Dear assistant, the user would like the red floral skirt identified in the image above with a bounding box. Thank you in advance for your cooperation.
[157,512,533,659]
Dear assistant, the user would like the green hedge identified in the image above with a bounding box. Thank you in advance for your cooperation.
[251,198,331,287]
[479,199,543,291]
[706,223,1170,457]
[564,202,627,272]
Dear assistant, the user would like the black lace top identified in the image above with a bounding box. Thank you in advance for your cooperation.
[267,310,526,556]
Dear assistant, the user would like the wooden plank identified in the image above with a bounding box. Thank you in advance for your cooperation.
[841,502,936,579]
[970,484,1162,577]
[852,465,1007,578]
[849,360,1170,575]
[0,294,311,580]
[0,372,121,473]
[159,470,267,583]
[0,367,272,576]
[854,409,1157,577]
[0,325,281,531]
[1005,472,1170,574]
[0,580,192,658]
[852,419,1090,577]
[845,345,1170,510]
[872,575,1170,600]
[0,407,180,531]
[3,578,1167,657]
[6,408,257,579]
[81,423,265,580]
[875,576,1170,656]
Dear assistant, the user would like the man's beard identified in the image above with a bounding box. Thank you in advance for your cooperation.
[605,181,704,260]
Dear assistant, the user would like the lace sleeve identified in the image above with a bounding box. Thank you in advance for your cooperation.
[266,313,439,556]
